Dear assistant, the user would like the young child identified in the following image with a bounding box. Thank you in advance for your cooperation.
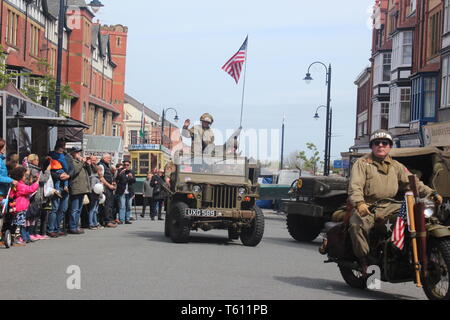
[49,146,69,197]
[9,166,39,244]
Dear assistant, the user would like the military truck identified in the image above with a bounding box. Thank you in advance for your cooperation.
[284,147,450,242]
[164,155,264,246]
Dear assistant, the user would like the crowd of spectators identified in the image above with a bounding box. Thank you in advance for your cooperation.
[0,138,170,246]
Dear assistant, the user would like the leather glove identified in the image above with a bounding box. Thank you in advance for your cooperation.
[356,202,371,217]
[433,193,443,206]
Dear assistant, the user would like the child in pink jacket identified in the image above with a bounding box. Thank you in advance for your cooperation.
[9,166,39,244]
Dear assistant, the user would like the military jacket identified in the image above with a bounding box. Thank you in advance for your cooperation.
[348,153,434,206]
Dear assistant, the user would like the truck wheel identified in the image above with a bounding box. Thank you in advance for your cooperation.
[240,206,264,247]
[169,202,190,243]
[339,266,367,289]
[423,238,450,300]
[164,211,170,237]
[286,214,322,242]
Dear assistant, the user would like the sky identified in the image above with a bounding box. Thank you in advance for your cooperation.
[96,0,374,164]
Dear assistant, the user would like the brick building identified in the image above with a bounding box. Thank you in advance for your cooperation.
[354,0,450,150]
[0,0,128,156]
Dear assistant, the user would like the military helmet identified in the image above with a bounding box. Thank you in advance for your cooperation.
[200,113,214,124]
[369,129,393,147]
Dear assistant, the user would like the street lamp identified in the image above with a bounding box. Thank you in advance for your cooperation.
[55,0,104,117]
[161,107,179,149]
[313,105,327,120]
[304,62,332,176]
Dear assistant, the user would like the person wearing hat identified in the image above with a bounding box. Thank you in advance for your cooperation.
[182,113,215,156]
[67,147,91,234]
[348,129,443,274]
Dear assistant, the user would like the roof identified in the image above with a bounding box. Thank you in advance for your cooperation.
[124,93,177,128]
[91,24,100,48]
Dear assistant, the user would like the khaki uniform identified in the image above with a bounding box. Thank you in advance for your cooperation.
[348,153,433,257]
[182,124,215,156]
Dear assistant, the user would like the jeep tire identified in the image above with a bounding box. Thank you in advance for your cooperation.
[287,214,322,242]
[169,202,190,243]
[240,205,264,247]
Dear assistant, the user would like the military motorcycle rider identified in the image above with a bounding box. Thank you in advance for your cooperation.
[348,129,443,273]
[182,113,215,156]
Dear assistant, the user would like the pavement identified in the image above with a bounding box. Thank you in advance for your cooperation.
[0,209,427,300]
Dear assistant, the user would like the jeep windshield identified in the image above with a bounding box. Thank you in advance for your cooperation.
[178,156,246,176]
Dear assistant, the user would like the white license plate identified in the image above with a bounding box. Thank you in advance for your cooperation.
[185,209,217,217]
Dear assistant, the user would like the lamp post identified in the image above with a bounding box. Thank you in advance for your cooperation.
[55,0,104,117]
[304,62,332,176]
[160,108,179,149]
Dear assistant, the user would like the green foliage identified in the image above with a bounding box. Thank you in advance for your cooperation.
[297,143,322,175]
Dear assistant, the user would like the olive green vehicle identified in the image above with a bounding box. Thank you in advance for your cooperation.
[164,156,264,246]
[284,147,450,242]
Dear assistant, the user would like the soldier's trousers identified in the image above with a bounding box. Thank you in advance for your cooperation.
[348,202,402,258]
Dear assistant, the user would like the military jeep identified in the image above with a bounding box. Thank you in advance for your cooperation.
[164,156,264,246]
[284,146,450,242]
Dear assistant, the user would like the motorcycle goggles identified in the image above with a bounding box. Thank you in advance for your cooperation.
[371,139,392,147]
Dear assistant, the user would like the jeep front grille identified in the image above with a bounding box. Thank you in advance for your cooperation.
[212,186,238,209]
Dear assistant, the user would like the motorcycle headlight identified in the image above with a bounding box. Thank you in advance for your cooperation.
[238,187,246,195]
[424,200,435,218]
[192,185,202,193]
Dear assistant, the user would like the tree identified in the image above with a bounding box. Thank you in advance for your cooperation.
[298,143,322,175]
[284,150,303,170]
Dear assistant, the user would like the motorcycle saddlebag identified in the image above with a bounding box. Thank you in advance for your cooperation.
[326,223,351,260]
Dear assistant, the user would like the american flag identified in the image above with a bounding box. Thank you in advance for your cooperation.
[391,200,407,250]
[222,36,248,84]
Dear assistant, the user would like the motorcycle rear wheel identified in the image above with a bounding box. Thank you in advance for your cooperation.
[339,266,367,289]
[423,238,450,300]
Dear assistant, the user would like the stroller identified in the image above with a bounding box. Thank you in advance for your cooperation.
[0,188,16,248]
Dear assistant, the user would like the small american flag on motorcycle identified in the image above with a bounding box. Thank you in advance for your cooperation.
[391,200,407,250]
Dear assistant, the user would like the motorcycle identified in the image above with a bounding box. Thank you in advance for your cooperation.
[320,194,450,300]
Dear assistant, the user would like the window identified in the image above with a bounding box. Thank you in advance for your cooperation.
[112,124,117,136]
[383,53,391,82]
[424,78,436,118]
[402,31,413,65]
[6,10,19,46]
[139,153,150,175]
[93,109,98,133]
[429,11,442,58]
[30,25,40,57]
[117,37,121,47]
[129,130,138,145]
[442,56,450,108]
[6,69,19,88]
[381,103,389,129]
[408,0,416,16]
[82,102,86,122]
[101,111,106,135]
[400,88,411,123]
[445,0,450,34]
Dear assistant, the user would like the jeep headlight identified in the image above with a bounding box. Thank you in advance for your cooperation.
[238,187,246,195]
[192,185,202,193]
[424,200,435,219]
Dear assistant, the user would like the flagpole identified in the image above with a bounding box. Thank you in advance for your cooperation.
[239,37,248,128]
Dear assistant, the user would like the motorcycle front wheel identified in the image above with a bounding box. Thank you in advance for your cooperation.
[339,266,367,290]
[423,238,450,300]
